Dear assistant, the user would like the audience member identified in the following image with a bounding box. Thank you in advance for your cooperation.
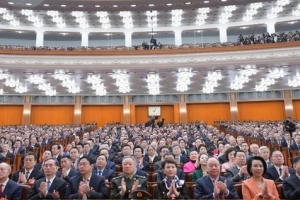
[192,153,208,182]
[242,156,279,200]
[226,150,248,182]
[92,154,115,182]
[157,153,185,182]
[221,147,237,172]
[194,157,240,199]
[183,150,198,173]
[56,155,79,182]
[0,163,21,199]
[283,155,300,199]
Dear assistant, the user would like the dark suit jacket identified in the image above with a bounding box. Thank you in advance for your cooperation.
[157,168,185,182]
[24,145,33,152]
[289,142,300,152]
[154,160,162,171]
[143,155,160,164]
[156,180,189,199]
[226,165,248,182]
[92,167,115,181]
[28,176,69,199]
[194,175,240,199]
[1,179,21,200]
[264,165,295,182]
[106,160,116,171]
[11,147,25,157]
[218,154,227,165]
[34,162,43,171]
[56,168,79,183]
[68,174,108,199]
[138,160,150,172]
[12,168,45,183]
[283,173,300,199]
[41,139,52,146]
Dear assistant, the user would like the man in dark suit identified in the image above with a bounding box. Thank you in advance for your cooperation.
[99,148,116,171]
[117,144,132,164]
[226,150,248,182]
[289,134,300,152]
[110,156,148,199]
[194,157,240,199]
[56,155,79,183]
[82,142,96,162]
[133,146,150,172]
[23,138,33,152]
[12,152,44,184]
[68,156,108,199]
[11,140,25,157]
[283,155,300,198]
[154,146,170,171]
[1,144,14,164]
[30,136,40,149]
[264,150,295,182]
[41,133,51,146]
[0,163,21,200]
[172,145,189,165]
[51,143,62,164]
[28,158,69,199]
[92,154,115,182]
[34,150,52,171]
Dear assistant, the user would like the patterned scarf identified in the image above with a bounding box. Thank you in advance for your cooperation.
[163,175,184,189]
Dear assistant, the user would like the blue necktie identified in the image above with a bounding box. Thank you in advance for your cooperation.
[47,180,51,190]
[98,170,102,176]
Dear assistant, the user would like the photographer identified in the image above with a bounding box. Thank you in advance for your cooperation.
[283,117,296,136]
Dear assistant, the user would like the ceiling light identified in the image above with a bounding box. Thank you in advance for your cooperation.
[281,65,290,68]
[240,26,248,29]
[0,72,8,80]
[38,83,52,91]
[185,2,191,5]
[149,4,154,7]
[204,1,210,3]
[54,73,69,80]
[112,72,130,93]
[0,89,3,95]
[43,4,49,7]
[269,68,284,79]
[146,73,160,95]
[16,31,23,33]
[131,4,136,7]
[113,5,118,7]
[5,79,19,87]
[45,72,53,75]
[61,5,66,7]
[26,3,32,6]
[68,86,80,94]
[29,74,44,84]
[15,85,27,93]
[221,0,227,1]
[78,5,84,7]
[167,3,172,6]
[66,72,74,75]
[176,70,193,92]
[255,84,267,91]
[95,5,101,7]
[86,72,94,75]
[45,89,56,96]
[241,65,257,76]
[8,2,14,5]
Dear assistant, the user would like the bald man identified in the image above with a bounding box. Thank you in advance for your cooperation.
[194,157,240,199]
[0,163,21,199]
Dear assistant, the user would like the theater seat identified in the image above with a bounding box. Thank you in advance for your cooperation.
[234,183,243,199]
[21,184,31,200]
[149,172,157,182]
[277,184,284,199]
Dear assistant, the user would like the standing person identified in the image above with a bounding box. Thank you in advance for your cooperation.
[28,158,69,199]
[194,157,239,199]
[242,156,279,200]
[156,159,189,199]
[110,156,148,199]
[68,156,107,199]
[0,163,21,199]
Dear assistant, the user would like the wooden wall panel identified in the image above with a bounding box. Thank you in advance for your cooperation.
[187,103,231,125]
[31,105,74,124]
[0,105,23,125]
[238,101,285,121]
[81,105,123,126]
[292,100,300,120]
[135,105,175,125]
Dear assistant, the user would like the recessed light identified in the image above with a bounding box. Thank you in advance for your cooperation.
[26,3,32,6]
[258,67,266,70]
[107,72,114,75]
[95,5,101,7]
[113,5,118,7]
[8,2,14,5]
[236,68,243,71]
[204,0,210,3]
[66,72,74,75]
[148,71,156,74]
[221,0,227,2]
[46,72,53,75]
[170,71,177,73]
[149,4,154,7]
[281,65,290,68]
[167,3,172,6]
[214,69,223,72]
[240,26,248,29]
[86,72,94,75]
[24,72,33,75]
[288,21,297,24]
[131,4,136,7]
[43,4,49,7]
[16,31,23,33]
[192,70,199,73]
[185,2,191,5]
[78,5,84,7]
[61,4,66,7]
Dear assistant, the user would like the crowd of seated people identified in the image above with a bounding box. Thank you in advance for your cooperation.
[1,120,300,199]
[237,30,300,45]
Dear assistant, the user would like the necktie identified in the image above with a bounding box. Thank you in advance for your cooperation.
[298,144,300,150]
[47,180,51,190]
[25,171,30,180]
[98,170,102,176]
[279,168,282,176]
[0,184,3,197]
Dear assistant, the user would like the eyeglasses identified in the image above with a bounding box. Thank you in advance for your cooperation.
[43,164,56,168]
[79,162,90,166]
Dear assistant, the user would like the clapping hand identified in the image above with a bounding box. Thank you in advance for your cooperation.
[213,179,220,197]
[120,178,126,197]
[38,181,47,197]
[18,172,27,184]
[131,179,139,193]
